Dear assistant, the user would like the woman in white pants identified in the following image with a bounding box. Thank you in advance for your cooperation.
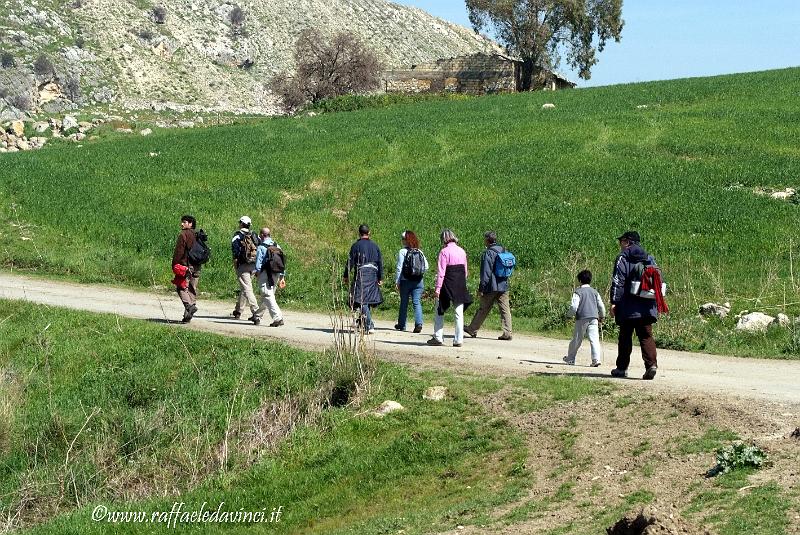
[427,229,472,347]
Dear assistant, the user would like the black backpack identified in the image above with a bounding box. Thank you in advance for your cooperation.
[401,248,425,281]
[187,229,211,265]
[267,245,285,274]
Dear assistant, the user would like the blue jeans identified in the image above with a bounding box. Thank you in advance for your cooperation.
[359,303,374,331]
[397,278,424,329]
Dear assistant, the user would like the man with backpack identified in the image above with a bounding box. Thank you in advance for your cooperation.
[609,231,668,380]
[343,224,383,335]
[253,227,286,327]
[465,231,514,341]
[231,216,260,324]
[172,214,208,323]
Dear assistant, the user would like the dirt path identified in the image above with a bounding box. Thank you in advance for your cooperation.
[1,272,798,407]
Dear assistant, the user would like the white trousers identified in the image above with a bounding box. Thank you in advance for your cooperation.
[567,318,602,364]
[433,300,464,344]
[256,274,283,321]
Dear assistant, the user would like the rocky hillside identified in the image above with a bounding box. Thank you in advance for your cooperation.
[0,0,499,118]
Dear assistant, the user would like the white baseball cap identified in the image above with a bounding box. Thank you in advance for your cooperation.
[239,215,252,225]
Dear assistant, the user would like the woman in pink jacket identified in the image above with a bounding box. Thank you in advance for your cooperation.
[427,229,472,347]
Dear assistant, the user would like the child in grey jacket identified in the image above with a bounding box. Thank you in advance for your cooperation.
[563,270,607,367]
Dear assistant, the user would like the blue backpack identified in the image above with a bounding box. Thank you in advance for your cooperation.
[493,248,516,278]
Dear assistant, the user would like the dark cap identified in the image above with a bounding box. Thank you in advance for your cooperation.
[617,231,641,243]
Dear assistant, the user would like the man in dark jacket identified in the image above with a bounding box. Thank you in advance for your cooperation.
[465,231,513,340]
[343,224,383,334]
[610,231,660,380]
[172,214,200,323]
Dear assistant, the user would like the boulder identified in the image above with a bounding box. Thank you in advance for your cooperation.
[770,188,795,200]
[372,400,404,418]
[699,302,731,318]
[423,386,447,401]
[735,312,775,332]
[62,115,79,131]
[140,128,152,136]
[33,122,49,133]
[542,103,556,110]
[10,120,25,137]
[28,137,47,149]
[775,313,791,327]
[115,128,133,134]
[15,139,30,151]
[38,82,62,104]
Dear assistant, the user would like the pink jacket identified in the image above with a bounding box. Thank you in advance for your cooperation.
[435,242,468,294]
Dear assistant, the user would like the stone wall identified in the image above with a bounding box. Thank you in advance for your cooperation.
[384,53,518,95]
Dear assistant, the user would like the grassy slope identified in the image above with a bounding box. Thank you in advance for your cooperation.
[0,299,531,533]
[2,68,800,356]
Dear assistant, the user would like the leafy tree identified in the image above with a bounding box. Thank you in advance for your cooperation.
[466,0,623,90]
[271,29,383,113]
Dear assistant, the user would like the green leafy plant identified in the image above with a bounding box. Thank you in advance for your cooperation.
[706,443,768,476]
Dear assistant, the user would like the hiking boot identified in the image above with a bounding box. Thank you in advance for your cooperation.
[590,361,602,368]
[498,333,513,341]
[562,355,575,366]
[181,313,192,324]
[394,323,405,331]
[426,337,443,346]
[465,328,478,338]
[188,304,198,317]
[248,316,260,325]
[413,324,423,333]
[231,310,241,319]
[643,366,658,380]
[610,368,628,378]
[269,319,284,327]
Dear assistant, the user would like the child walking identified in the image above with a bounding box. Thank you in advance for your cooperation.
[563,270,606,367]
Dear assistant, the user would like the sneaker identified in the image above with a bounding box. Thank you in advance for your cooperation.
[590,361,602,368]
[610,368,628,378]
[269,319,284,327]
[453,342,462,347]
[643,366,658,380]
[413,324,423,333]
[498,333,513,341]
[248,316,260,326]
[367,328,376,335]
[562,355,575,366]
[231,310,241,319]
[426,337,443,346]
[465,328,478,338]
[394,323,405,331]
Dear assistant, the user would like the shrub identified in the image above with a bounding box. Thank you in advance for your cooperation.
[75,35,85,48]
[33,54,55,77]
[63,76,81,102]
[307,92,473,114]
[271,29,383,113]
[706,443,768,477]
[1,51,14,68]
[229,5,245,30]
[9,93,32,111]
[135,28,155,41]
[151,5,167,24]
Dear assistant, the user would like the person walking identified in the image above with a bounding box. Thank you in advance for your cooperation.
[231,216,260,324]
[609,231,667,380]
[172,214,201,323]
[394,230,429,333]
[465,231,513,341]
[427,229,472,347]
[343,224,383,335]
[563,269,606,367]
[254,227,286,327]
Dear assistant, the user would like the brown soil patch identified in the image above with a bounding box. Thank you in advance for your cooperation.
[607,506,709,535]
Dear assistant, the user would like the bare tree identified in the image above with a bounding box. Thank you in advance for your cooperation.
[271,29,383,112]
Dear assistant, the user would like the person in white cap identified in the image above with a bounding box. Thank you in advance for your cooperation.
[231,215,261,324]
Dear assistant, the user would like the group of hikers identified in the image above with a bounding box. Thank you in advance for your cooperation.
[172,217,668,380]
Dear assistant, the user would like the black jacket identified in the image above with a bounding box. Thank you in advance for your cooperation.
[438,264,473,315]
[610,243,659,324]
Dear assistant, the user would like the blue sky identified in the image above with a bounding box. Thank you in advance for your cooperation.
[396,1,800,87]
